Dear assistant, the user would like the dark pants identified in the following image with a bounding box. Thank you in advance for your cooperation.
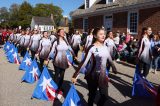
[154,56,160,70]
[54,65,65,90]
[138,60,150,77]
[73,46,79,57]
[21,48,27,57]
[39,58,44,72]
[86,73,108,106]
[31,50,36,60]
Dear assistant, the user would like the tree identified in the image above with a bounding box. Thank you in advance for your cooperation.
[9,3,20,27]
[33,3,63,26]
[0,2,63,28]
[18,1,33,28]
[0,7,10,27]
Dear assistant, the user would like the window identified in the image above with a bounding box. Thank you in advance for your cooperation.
[106,0,115,4]
[83,18,88,32]
[104,15,113,32]
[86,0,89,8]
[128,12,138,34]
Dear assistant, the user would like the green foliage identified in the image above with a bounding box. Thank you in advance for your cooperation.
[32,3,63,26]
[0,2,63,28]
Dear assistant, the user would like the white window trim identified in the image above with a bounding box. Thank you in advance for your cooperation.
[103,14,113,31]
[85,0,89,9]
[127,10,139,35]
[106,0,115,4]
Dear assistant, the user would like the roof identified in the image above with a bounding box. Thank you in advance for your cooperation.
[71,0,160,18]
[59,17,69,27]
[32,16,55,26]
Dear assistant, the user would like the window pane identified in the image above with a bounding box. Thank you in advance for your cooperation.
[84,19,88,32]
[129,12,138,33]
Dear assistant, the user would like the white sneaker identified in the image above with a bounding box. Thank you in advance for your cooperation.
[116,59,120,62]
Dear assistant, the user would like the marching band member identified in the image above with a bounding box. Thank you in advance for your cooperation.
[137,27,153,78]
[20,30,31,57]
[84,29,94,52]
[72,27,117,106]
[35,31,52,71]
[104,31,117,60]
[50,31,57,44]
[29,29,42,60]
[71,30,81,57]
[49,29,76,90]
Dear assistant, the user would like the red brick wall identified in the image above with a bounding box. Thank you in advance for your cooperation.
[88,15,104,29]
[139,7,160,38]
[73,18,83,33]
[112,11,128,35]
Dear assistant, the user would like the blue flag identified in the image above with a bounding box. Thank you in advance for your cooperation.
[7,47,21,64]
[132,65,157,97]
[49,51,55,60]
[81,51,85,62]
[66,50,74,66]
[62,84,81,106]
[6,45,15,58]
[5,43,14,55]
[80,59,92,74]
[4,41,10,51]
[19,51,32,71]
[32,66,62,101]
[22,58,41,83]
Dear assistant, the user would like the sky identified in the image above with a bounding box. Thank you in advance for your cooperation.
[0,0,84,17]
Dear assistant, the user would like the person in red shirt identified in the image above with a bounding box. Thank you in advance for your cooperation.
[2,28,7,44]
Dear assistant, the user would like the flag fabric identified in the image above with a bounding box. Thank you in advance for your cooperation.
[7,47,21,64]
[5,44,14,55]
[32,66,62,101]
[66,50,74,66]
[62,84,81,106]
[106,69,109,76]
[80,59,92,74]
[21,58,41,83]
[19,51,32,71]
[81,51,85,62]
[6,45,15,59]
[49,51,55,60]
[132,65,157,97]
[4,41,10,51]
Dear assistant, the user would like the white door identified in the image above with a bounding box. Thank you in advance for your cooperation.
[105,16,113,32]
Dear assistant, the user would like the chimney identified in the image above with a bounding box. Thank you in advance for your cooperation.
[51,14,54,20]
[64,16,68,26]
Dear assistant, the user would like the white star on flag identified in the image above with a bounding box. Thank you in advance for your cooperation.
[9,49,14,53]
[13,52,17,58]
[71,99,76,106]
[6,45,9,49]
[29,67,38,78]
[24,57,31,65]
[39,76,53,92]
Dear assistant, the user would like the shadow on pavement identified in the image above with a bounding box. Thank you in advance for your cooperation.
[52,80,87,106]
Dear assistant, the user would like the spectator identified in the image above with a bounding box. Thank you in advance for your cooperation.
[125,32,131,44]
[114,31,120,47]
[116,41,128,61]
[120,32,126,44]
[2,28,7,44]
[151,34,160,74]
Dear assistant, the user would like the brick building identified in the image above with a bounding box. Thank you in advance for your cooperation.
[70,0,160,38]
